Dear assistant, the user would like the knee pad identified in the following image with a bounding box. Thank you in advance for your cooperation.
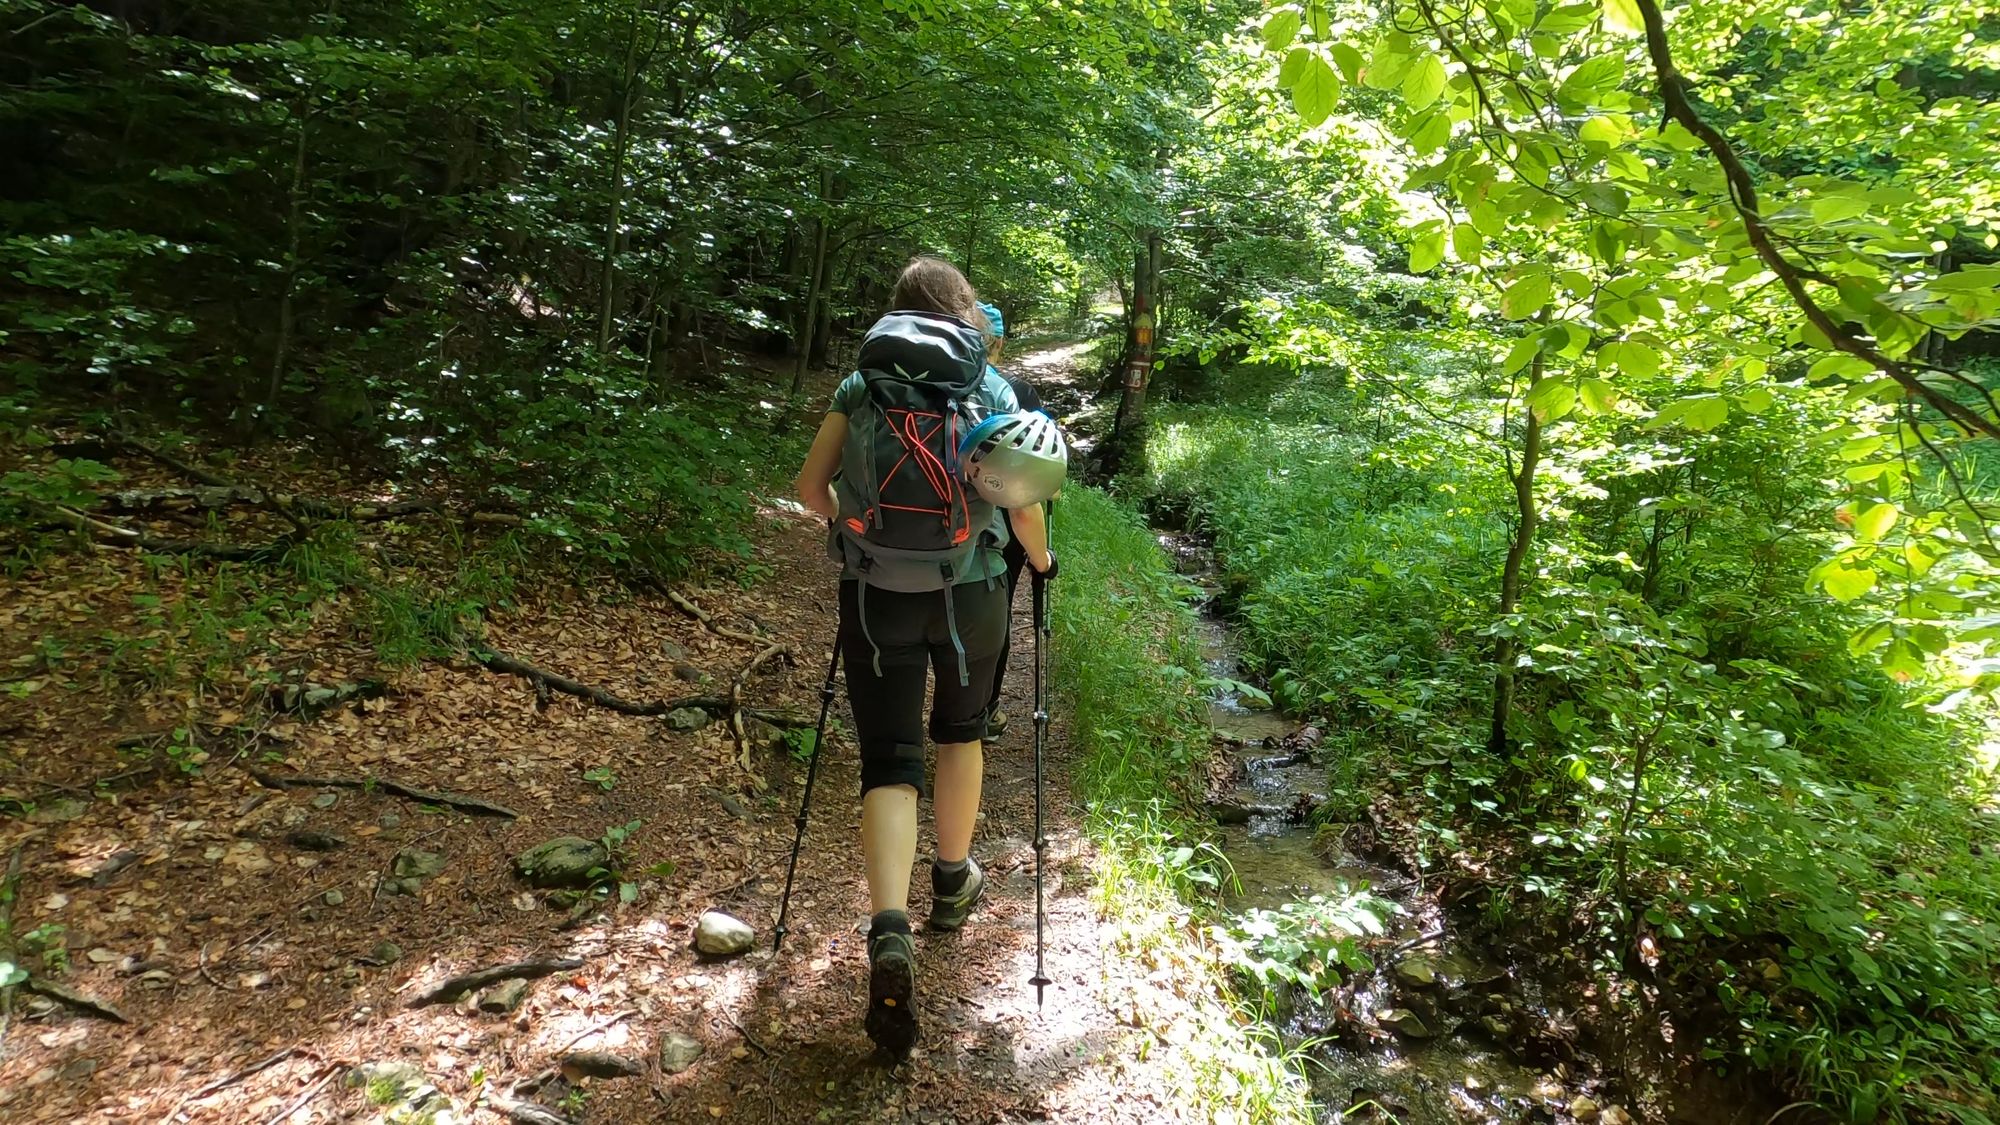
[859,741,926,797]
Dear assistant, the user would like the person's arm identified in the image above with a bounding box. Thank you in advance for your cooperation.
[1007,502,1053,573]
[795,413,847,522]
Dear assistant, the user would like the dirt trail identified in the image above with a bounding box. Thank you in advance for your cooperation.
[1,338,1190,1124]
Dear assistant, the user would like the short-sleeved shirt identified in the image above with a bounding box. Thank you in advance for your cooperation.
[827,369,1018,583]
[992,366,1044,415]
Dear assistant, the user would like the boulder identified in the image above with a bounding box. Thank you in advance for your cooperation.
[1376,1007,1439,1038]
[391,849,445,879]
[1392,956,1438,989]
[513,837,610,889]
[693,910,755,957]
[1569,1095,1601,1122]
[666,707,711,731]
[657,1032,704,1075]
[478,979,531,1014]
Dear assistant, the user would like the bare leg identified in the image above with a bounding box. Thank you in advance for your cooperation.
[932,740,983,864]
[861,783,919,915]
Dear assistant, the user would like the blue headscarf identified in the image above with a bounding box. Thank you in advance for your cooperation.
[978,301,1005,341]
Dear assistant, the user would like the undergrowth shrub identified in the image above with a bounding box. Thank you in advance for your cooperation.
[1145,366,2000,1122]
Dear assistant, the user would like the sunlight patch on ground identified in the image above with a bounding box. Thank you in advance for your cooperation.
[1014,342,1095,374]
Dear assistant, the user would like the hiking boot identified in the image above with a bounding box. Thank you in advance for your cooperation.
[985,708,1009,740]
[928,858,985,933]
[865,923,918,1057]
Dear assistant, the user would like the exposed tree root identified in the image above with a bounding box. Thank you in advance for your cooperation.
[405,957,585,1008]
[22,977,129,1023]
[475,648,812,729]
[246,768,518,818]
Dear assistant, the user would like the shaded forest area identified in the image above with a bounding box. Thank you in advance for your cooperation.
[5,2,2000,1125]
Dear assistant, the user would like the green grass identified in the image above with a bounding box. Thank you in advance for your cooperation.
[1050,485,1319,1124]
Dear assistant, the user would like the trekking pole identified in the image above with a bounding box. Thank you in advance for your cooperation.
[1029,499,1055,1007]
[774,631,842,953]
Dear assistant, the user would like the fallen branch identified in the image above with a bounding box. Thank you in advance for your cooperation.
[260,1064,339,1125]
[49,505,283,562]
[113,432,235,488]
[666,590,769,646]
[181,1046,299,1105]
[246,768,518,819]
[726,1013,772,1058]
[487,1093,573,1125]
[550,1009,637,1058]
[23,976,128,1022]
[405,957,585,1008]
[729,643,790,783]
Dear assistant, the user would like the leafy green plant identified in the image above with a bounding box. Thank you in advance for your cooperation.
[1216,891,1397,1003]
[582,766,616,792]
[780,727,817,763]
[22,922,68,976]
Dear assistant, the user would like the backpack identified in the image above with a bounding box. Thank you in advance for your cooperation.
[831,310,1008,682]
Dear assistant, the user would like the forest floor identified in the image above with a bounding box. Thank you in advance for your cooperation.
[0,342,1207,1124]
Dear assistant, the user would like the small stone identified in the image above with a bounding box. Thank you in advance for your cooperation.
[1570,1095,1601,1122]
[28,797,90,824]
[666,706,711,731]
[672,664,705,683]
[694,910,755,957]
[312,792,339,809]
[391,849,445,880]
[660,641,689,660]
[513,837,610,889]
[379,812,403,829]
[1393,956,1438,988]
[657,1032,704,1075]
[365,941,403,965]
[60,1057,97,1081]
[285,830,347,852]
[744,719,783,749]
[1376,1007,1438,1038]
[1478,1014,1514,1039]
[478,979,531,1014]
[1600,1107,1633,1125]
[137,969,174,989]
[221,842,275,875]
[86,947,118,964]
[563,1050,643,1079]
[322,889,346,906]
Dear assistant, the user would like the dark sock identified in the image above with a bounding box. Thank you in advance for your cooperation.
[932,859,970,895]
[869,910,911,939]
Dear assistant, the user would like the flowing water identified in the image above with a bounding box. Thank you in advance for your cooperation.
[1160,529,1762,1125]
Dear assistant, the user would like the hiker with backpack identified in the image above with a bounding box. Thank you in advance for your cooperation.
[974,300,1049,741]
[791,256,1065,1057]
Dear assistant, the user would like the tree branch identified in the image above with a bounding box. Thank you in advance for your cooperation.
[1630,0,2000,441]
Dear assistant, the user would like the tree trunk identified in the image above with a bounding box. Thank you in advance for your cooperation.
[263,98,311,422]
[595,8,646,352]
[790,168,835,395]
[1107,231,1162,474]
[1490,344,1545,757]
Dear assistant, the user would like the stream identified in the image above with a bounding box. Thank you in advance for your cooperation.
[1161,529,1704,1125]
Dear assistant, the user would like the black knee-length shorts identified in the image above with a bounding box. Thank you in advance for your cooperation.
[838,579,1005,795]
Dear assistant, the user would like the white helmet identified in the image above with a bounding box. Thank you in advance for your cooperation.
[959,411,1067,507]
